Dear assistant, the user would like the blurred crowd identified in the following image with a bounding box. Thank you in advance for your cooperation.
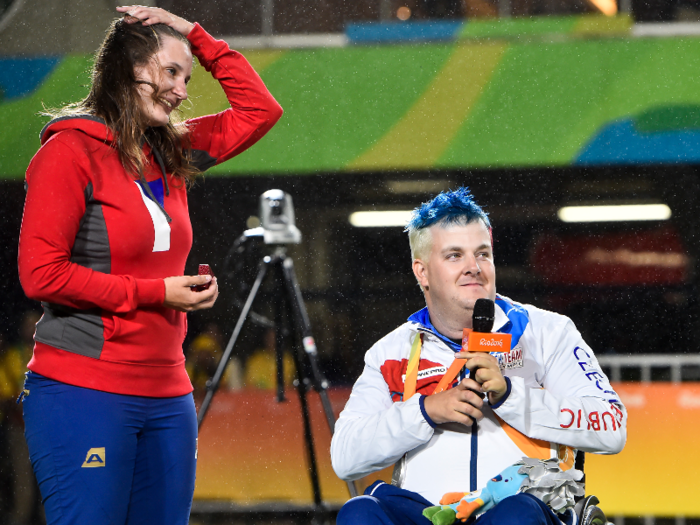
[0,310,42,525]
[185,324,296,399]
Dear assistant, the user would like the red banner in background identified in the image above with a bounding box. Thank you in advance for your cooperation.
[530,226,689,286]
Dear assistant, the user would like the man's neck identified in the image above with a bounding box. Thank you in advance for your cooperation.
[427,307,472,340]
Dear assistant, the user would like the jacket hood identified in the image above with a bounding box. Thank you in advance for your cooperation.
[40,114,113,146]
[40,114,173,223]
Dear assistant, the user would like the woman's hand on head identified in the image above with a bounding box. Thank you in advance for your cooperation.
[117,6,194,36]
[163,275,219,312]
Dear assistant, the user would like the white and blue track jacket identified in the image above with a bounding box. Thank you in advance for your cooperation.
[330,294,627,505]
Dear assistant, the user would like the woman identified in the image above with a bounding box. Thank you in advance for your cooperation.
[17,6,282,524]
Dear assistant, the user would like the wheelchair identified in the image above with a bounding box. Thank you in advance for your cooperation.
[574,452,612,525]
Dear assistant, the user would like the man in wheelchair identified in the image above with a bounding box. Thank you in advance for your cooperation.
[331,188,626,525]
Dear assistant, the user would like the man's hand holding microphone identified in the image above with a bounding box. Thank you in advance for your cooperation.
[424,299,510,426]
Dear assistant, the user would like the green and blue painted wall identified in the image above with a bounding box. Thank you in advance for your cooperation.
[2,15,700,178]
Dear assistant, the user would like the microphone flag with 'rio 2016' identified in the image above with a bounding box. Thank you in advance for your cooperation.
[462,298,511,353]
[431,299,511,395]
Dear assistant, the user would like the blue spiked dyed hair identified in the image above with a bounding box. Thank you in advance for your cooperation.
[406,187,491,260]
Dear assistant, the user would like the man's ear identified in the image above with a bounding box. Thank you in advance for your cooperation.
[412,259,429,289]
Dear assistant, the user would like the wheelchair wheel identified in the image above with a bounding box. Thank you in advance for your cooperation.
[577,495,609,525]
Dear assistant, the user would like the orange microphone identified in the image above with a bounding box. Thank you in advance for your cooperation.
[432,299,511,395]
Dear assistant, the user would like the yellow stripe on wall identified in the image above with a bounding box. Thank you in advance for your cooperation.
[347,42,507,171]
[182,49,286,120]
[571,13,632,36]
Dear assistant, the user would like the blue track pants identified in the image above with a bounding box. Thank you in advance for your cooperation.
[337,481,570,525]
[21,372,197,525]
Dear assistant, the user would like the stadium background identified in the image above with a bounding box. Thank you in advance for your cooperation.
[1,0,699,523]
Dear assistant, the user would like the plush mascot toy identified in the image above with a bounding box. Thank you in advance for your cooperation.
[423,458,584,525]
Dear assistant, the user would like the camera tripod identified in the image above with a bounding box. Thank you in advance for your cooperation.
[197,246,358,524]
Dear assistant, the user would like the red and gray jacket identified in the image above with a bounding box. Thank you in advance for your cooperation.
[18,24,283,397]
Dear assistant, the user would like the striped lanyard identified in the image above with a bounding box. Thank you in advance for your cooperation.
[403,333,423,400]
[403,332,467,400]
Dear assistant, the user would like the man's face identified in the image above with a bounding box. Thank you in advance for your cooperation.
[413,220,496,326]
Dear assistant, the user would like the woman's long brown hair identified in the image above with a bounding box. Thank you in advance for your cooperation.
[48,18,199,185]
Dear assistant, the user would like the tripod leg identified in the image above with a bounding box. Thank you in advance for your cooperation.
[272,261,325,516]
[280,257,335,426]
[280,256,360,499]
[274,296,287,403]
[197,257,270,429]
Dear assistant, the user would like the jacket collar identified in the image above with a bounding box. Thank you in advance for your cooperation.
[407,294,530,352]
[40,114,113,145]
[407,307,461,351]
